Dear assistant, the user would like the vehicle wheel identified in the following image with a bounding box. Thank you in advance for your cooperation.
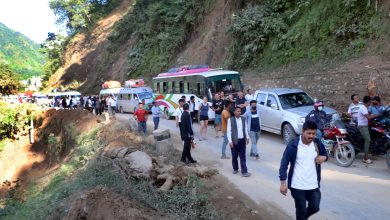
[334,143,355,167]
[386,150,390,169]
[119,106,123,113]
[283,123,297,144]
[164,108,170,120]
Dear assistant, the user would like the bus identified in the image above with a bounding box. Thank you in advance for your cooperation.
[99,86,154,113]
[152,65,243,119]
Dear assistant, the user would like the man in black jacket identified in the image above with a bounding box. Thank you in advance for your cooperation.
[180,103,197,164]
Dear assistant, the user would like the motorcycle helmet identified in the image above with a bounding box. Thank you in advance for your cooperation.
[314,101,324,111]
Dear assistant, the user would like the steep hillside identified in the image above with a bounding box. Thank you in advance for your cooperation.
[48,0,390,103]
[0,23,44,78]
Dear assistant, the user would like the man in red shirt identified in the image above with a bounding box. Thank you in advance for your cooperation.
[134,103,148,135]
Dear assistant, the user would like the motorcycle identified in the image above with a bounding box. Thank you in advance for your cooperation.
[345,117,390,168]
[321,116,356,167]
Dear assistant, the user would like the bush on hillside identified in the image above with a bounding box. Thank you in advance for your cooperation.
[228,0,378,70]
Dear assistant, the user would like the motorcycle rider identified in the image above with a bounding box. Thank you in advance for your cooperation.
[358,96,379,164]
[368,96,385,117]
[305,101,328,140]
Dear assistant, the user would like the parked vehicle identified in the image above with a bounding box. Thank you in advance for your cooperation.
[99,86,154,113]
[322,115,355,167]
[345,117,390,168]
[252,88,339,143]
[152,65,243,119]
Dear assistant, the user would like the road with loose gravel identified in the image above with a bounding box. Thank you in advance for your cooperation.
[117,113,390,220]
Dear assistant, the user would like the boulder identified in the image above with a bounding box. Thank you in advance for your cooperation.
[145,134,155,146]
[128,118,138,132]
[155,139,174,155]
[124,151,153,178]
[153,129,171,141]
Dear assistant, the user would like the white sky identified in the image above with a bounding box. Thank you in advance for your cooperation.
[0,0,64,43]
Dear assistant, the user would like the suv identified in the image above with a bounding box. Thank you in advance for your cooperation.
[253,88,339,144]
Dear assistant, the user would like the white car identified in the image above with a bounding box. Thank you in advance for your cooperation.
[253,88,339,143]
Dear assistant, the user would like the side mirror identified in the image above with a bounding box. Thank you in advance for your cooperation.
[271,103,278,110]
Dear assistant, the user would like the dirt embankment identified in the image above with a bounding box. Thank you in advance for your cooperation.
[0,109,100,196]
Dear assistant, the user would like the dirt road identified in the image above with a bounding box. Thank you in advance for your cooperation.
[116,114,390,220]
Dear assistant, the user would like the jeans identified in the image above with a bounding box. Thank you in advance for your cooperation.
[358,126,371,153]
[249,131,260,155]
[153,117,160,130]
[138,121,147,135]
[291,188,321,220]
[231,139,248,174]
[221,132,228,157]
[316,129,323,140]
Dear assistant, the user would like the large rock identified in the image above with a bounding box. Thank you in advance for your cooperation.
[155,139,174,155]
[153,129,171,141]
[128,117,138,132]
[124,150,153,178]
[145,134,155,146]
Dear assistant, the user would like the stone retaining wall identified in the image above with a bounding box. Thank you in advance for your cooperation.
[242,68,390,111]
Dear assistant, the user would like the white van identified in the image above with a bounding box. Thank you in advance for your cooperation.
[99,86,153,113]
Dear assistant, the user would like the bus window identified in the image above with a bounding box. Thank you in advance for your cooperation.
[197,83,201,96]
[174,81,179,93]
[128,94,132,100]
[154,82,159,93]
[134,94,138,100]
[184,82,189,94]
[170,81,175,93]
[179,81,184,93]
[162,82,167,93]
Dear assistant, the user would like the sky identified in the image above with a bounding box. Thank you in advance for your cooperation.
[0,0,65,43]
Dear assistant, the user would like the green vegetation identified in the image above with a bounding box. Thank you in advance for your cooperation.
[108,0,215,77]
[39,33,67,83]
[0,126,220,220]
[0,23,45,79]
[49,0,121,34]
[228,0,381,70]
[0,101,34,142]
[0,63,21,95]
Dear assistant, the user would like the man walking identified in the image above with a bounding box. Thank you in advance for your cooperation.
[151,101,161,130]
[134,103,148,136]
[180,103,197,164]
[279,121,328,220]
[235,91,248,115]
[175,99,185,140]
[188,96,197,123]
[221,102,231,159]
[227,107,251,177]
[245,100,261,160]
[358,96,378,164]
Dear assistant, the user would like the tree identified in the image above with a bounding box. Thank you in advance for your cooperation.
[40,32,66,82]
[0,63,21,95]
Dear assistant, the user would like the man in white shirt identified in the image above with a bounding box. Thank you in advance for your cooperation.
[279,121,327,220]
[347,94,363,124]
[227,107,250,177]
[245,88,254,102]
[174,99,185,140]
[357,96,378,164]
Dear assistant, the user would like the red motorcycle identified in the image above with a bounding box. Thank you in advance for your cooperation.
[322,116,356,167]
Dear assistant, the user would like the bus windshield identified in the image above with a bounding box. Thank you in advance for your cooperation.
[206,74,242,98]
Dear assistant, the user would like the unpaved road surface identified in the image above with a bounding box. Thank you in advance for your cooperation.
[117,114,390,220]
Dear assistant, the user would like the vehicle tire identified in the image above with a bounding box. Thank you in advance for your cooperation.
[164,108,170,120]
[283,123,297,144]
[334,143,355,167]
[119,106,124,113]
[386,150,390,169]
